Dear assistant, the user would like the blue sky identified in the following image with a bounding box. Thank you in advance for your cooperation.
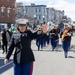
[16,0,75,21]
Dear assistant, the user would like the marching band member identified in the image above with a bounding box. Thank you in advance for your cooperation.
[61,25,72,58]
[36,26,43,51]
[49,25,60,51]
[4,19,47,75]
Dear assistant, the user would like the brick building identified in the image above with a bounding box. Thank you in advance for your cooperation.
[0,0,16,31]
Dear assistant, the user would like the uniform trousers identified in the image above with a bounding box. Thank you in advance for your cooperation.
[51,38,58,49]
[14,62,33,75]
[62,41,70,56]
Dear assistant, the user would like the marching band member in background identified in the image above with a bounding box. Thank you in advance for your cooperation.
[49,25,60,51]
[36,26,43,51]
[61,25,72,58]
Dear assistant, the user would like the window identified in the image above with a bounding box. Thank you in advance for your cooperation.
[7,6,11,18]
[39,8,41,12]
[35,8,37,12]
[1,9,5,17]
[44,8,45,13]
[1,5,5,17]
[39,15,41,20]
[26,9,27,13]
[37,16,39,20]
[7,10,10,17]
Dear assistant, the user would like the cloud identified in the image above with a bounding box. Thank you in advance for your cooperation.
[47,0,75,21]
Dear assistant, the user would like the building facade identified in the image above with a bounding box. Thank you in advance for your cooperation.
[15,3,66,26]
[46,8,55,23]
[25,4,64,25]
[54,10,64,25]
[25,4,47,24]
[46,8,64,25]
[15,2,25,19]
[0,0,15,31]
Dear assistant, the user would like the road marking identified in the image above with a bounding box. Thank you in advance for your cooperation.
[0,61,13,69]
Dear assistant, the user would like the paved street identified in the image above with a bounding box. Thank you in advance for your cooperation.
[0,37,75,75]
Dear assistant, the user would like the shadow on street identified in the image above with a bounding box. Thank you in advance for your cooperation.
[0,58,13,74]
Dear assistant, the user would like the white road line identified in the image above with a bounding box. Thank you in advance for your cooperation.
[0,61,13,69]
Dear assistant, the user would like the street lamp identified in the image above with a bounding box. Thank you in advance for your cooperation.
[33,15,36,29]
[23,4,26,18]
[34,15,36,18]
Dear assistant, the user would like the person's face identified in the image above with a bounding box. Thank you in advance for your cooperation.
[18,24,27,32]
[4,29,6,32]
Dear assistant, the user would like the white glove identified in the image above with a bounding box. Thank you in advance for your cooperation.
[4,59,8,65]
[67,33,71,36]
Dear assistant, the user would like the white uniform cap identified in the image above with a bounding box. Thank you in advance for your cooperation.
[64,23,69,26]
[16,19,28,25]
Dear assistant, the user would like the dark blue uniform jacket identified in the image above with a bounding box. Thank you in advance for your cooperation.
[6,30,44,64]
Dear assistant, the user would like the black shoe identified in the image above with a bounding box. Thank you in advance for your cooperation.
[52,49,54,51]
[38,48,40,51]
[65,55,67,58]
[52,47,55,51]
[2,51,5,54]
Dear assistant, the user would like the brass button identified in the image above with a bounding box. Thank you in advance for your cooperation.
[22,35,24,37]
